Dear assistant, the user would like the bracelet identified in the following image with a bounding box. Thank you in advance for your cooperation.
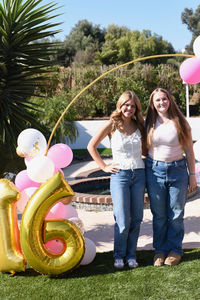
[189,173,196,176]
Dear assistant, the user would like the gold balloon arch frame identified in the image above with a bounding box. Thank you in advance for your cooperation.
[46,53,194,152]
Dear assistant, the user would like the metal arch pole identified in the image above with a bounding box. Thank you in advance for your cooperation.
[186,83,190,118]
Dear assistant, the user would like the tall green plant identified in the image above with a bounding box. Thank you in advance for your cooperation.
[0,0,62,152]
[32,90,79,145]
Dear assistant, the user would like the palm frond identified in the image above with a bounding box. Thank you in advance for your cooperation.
[0,0,63,151]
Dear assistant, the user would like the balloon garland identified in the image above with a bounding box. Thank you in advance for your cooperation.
[2,44,200,275]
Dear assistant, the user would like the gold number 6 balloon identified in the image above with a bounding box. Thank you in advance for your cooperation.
[20,172,85,275]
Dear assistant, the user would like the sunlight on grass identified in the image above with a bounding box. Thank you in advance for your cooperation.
[0,249,199,299]
[73,148,112,156]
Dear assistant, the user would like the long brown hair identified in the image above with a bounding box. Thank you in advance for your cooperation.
[145,88,191,148]
[110,90,145,146]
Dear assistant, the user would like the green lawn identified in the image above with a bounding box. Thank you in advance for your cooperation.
[73,148,112,157]
[0,249,200,300]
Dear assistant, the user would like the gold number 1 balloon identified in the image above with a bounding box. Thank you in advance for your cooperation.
[0,179,25,274]
[20,172,85,275]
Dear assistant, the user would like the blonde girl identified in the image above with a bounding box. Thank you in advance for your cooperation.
[88,91,146,269]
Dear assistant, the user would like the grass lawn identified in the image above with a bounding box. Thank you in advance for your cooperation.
[0,249,200,300]
[73,148,112,157]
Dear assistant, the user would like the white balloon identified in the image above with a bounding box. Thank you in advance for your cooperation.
[193,36,200,58]
[24,156,32,167]
[80,238,96,265]
[17,128,47,158]
[193,139,200,161]
[27,155,55,183]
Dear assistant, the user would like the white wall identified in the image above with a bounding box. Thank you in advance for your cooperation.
[67,118,200,149]
[67,120,110,149]
[187,118,200,141]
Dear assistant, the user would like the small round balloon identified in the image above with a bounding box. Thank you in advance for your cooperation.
[54,168,64,176]
[27,155,55,183]
[47,143,73,169]
[17,187,38,213]
[24,157,32,167]
[15,170,40,191]
[17,128,47,158]
[193,35,200,58]
[193,139,200,162]
[195,162,200,184]
[64,204,78,219]
[45,240,64,254]
[46,202,66,219]
[80,238,96,265]
[179,57,200,84]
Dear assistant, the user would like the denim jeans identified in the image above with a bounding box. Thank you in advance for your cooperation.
[145,157,188,256]
[110,168,145,260]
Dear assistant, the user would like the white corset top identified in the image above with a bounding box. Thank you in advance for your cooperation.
[110,129,144,170]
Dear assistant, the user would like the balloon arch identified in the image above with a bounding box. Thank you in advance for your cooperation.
[47,53,195,151]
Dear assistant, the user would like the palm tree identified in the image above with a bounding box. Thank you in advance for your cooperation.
[0,0,65,176]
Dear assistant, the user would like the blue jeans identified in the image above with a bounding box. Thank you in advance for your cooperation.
[145,157,188,256]
[110,169,145,260]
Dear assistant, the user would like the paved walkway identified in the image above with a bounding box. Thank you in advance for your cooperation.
[63,160,200,253]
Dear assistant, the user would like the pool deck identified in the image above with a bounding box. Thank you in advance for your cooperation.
[63,159,200,253]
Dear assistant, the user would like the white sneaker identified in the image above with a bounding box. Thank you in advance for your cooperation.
[114,259,124,269]
[127,259,138,269]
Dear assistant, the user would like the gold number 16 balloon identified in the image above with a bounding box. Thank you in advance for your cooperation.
[0,172,85,275]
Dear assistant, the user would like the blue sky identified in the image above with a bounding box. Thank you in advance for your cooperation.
[43,0,200,51]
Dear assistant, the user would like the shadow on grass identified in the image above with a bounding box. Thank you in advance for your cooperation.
[16,249,200,279]
[181,248,200,262]
[60,248,200,279]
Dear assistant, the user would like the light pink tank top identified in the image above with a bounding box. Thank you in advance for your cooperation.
[148,119,182,161]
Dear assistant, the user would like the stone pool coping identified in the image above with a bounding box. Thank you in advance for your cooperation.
[69,166,197,211]
[69,168,149,210]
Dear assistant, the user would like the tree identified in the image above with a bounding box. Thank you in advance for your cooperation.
[129,30,175,65]
[97,28,175,65]
[96,24,130,65]
[181,4,200,52]
[61,20,106,66]
[0,0,62,175]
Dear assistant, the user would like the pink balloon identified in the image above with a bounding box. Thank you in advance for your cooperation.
[65,204,78,219]
[45,240,64,254]
[17,187,38,213]
[54,168,64,176]
[47,143,73,168]
[15,169,40,191]
[179,57,200,84]
[46,202,66,219]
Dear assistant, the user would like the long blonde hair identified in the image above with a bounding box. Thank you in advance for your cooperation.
[110,90,145,140]
[145,88,191,149]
